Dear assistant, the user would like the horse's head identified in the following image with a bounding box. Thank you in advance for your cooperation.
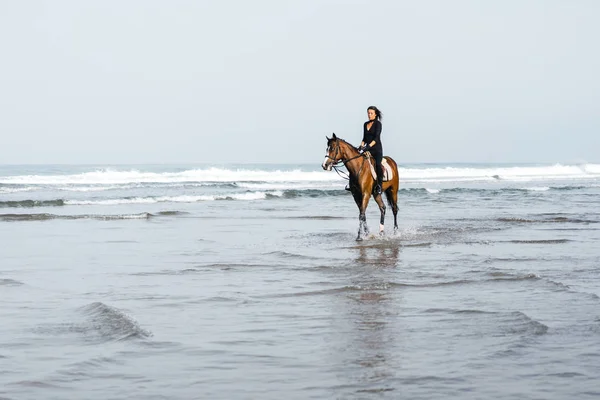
[322,133,343,171]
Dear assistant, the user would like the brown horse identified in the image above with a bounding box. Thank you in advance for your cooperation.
[322,133,399,241]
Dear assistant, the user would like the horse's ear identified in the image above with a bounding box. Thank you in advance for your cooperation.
[326,135,330,141]
[332,132,337,139]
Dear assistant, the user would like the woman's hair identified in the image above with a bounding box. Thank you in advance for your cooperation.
[367,106,383,121]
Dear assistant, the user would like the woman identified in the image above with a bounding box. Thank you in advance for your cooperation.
[359,105,384,194]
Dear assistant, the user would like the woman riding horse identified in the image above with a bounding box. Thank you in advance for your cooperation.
[359,106,384,195]
[322,130,399,241]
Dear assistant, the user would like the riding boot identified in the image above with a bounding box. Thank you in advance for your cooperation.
[375,167,383,194]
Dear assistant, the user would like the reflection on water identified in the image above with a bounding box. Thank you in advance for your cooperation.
[333,242,403,395]
[355,242,401,269]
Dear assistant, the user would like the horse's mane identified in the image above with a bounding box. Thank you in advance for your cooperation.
[334,137,359,151]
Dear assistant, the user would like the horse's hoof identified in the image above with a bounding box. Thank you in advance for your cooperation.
[356,236,363,241]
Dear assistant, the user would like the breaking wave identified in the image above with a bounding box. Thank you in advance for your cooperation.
[1,163,599,186]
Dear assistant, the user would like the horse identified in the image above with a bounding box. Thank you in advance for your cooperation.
[321,133,399,241]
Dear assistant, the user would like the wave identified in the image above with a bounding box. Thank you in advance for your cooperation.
[507,239,571,244]
[57,185,125,192]
[0,193,282,209]
[0,278,24,286]
[55,182,240,192]
[418,186,595,194]
[398,163,600,182]
[79,302,151,342]
[1,192,292,208]
[35,303,151,343]
[0,186,38,193]
[263,251,324,260]
[0,212,151,221]
[235,182,341,190]
[4,183,594,197]
[2,163,599,186]
[0,210,188,221]
[0,199,65,208]
[424,309,548,336]
[3,183,599,209]
[260,274,542,298]
[281,189,347,198]
[283,215,349,220]
[66,191,285,205]
[497,216,597,224]
[155,210,189,216]
[1,182,598,204]
[0,167,338,185]
[201,185,555,202]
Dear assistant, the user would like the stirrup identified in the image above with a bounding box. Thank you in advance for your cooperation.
[345,184,351,191]
[374,184,382,195]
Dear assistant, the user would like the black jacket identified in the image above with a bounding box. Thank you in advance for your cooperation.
[362,120,383,154]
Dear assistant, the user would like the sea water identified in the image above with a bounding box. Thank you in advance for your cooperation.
[1,162,599,399]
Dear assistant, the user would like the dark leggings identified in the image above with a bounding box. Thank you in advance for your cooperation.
[370,150,383,187]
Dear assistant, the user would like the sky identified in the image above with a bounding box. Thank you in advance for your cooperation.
[0,0,599,165]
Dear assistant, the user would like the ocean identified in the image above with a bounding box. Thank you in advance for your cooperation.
[1,162,599,399]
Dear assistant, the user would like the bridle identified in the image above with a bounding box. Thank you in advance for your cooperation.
[325,138,367,181]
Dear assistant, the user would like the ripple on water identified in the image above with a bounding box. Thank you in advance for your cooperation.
[423,308,549,337]
[0,278,24,286]
[33,302,152,344]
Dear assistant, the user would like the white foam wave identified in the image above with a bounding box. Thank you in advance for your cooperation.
[0,187,38,193]
[236,182,341,190]
[2,164,599,186]
[67,198,160,205]
[582,164,600,174]
[525,187,550,191]
[398,164,600,182]
[0,168,338,185]
[58,185,124,192]
[425,188,440,194]
[65,191,284,205]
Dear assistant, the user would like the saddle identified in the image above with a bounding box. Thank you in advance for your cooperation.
[365,152,393,182]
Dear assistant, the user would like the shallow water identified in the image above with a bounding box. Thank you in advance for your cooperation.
[1,163,600,399]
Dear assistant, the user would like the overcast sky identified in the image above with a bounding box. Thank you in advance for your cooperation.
[1,0,598,165]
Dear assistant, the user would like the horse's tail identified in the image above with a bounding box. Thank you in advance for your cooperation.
[384,188,397,209]
[383,156,399,208]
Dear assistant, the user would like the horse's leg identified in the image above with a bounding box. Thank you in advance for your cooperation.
[384,186,399,233]
[359,192,371,239]
[357,212,365,241]
[353,192,371,241]
[351,188,365,241]
[373,191,386,235]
